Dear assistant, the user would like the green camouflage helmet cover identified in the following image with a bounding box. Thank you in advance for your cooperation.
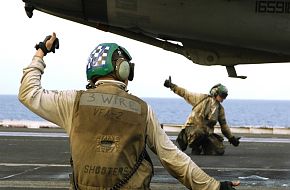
[86,43,132,80]
[210,83,228,98]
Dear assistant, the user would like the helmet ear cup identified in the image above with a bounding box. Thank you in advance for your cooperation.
[115,59,130,81]
[210,88,218,97]
[210,83,221,97]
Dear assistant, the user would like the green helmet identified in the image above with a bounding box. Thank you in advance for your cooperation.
[210,84,228,99]
[86,43,132,81]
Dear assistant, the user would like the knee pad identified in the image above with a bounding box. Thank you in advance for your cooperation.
[203,135,225,155]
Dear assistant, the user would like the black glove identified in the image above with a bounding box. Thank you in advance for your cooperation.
[220,181,237,190]
[164,76,175,88]
[35,35,59,56]
[229,136,241,147]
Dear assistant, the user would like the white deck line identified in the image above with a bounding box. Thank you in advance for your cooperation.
[162,123,290,135]
[1,132,290,143]
[1,120,290,135]
[1,163,290,172]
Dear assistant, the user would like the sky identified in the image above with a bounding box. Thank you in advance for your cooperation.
[1,2,290,100]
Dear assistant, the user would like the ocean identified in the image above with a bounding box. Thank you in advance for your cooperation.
[1,95,290,128]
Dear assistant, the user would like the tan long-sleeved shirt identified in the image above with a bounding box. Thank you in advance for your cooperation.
[18,56,220,190]
[171,85,233,139]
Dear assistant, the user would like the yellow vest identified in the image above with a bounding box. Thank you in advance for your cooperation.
[70,83,153,189]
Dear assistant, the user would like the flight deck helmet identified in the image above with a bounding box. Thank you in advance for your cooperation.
[209,83,228,99]
[86,43,134,82]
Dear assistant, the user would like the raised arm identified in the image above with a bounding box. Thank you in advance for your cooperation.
[18,33,76,134]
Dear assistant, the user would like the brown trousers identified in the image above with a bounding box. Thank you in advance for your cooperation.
[179,126,225,155]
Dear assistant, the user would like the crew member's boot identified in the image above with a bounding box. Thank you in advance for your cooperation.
[191,145,202,155]
[176,129,188,151]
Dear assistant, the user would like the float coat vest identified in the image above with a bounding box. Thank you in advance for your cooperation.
[185,96,220,133]
[70,83,152,189]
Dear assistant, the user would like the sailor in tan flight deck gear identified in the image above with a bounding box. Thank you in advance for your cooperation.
[18,33,240,190]
[164,76,241,156]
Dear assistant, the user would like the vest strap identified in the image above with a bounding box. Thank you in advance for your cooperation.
[110,146,147,190]
[191,96,209,111]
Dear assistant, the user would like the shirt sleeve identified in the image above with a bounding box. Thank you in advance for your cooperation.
[18,56,77,134]
[218,105,233,139]
[145,105,220,190]
[171,85,205,107]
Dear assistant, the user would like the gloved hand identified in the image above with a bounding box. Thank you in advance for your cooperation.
[220,181,240,190]
[164,76,175,88]
[35,32,59,56]
[229,136,241,147]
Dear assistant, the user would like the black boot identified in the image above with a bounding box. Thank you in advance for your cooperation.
[176,129,188,151]
[191,145,202,155]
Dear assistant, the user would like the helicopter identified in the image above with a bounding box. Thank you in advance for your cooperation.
[22,0,290,79]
